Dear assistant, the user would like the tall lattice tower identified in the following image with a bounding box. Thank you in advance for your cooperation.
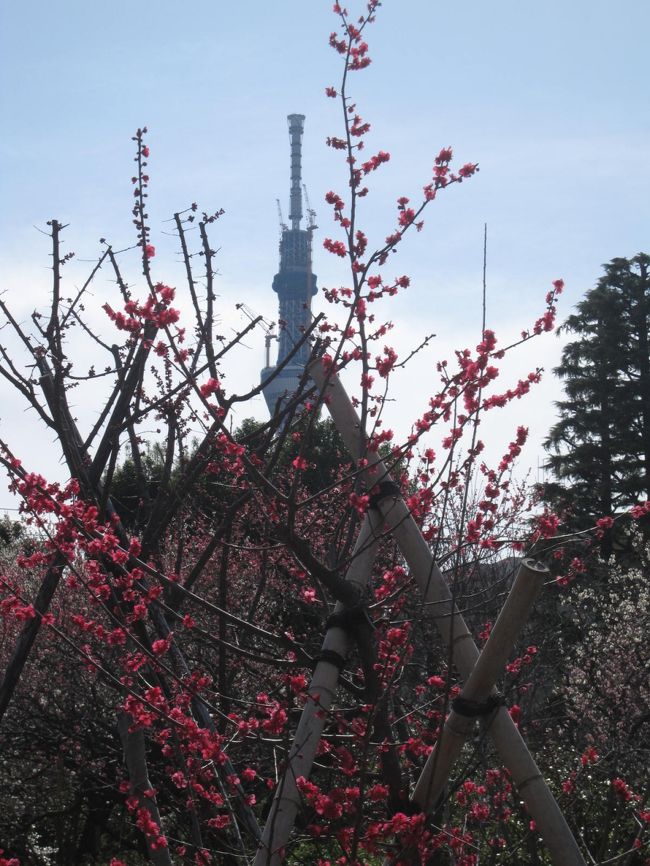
[261,114,317,417]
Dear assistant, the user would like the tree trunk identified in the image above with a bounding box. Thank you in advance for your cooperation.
[117,712,173,866]
[633,258,650,501]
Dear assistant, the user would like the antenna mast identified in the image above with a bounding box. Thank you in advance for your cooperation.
[287,114,305,230]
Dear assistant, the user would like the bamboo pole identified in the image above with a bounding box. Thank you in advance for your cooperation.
[254,509,382,866]
[412,558,546,813]
[309,361,586,866]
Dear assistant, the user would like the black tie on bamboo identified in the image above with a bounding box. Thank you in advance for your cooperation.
[311,648,347,671]
[325,605,373,633]
[368,479,401,509]
[318,601,374,674]
[452,693,506,717]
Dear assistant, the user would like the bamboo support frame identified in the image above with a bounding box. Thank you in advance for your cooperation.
[254,509,383,866]
[307,361,586,866]
[412,557,546,813]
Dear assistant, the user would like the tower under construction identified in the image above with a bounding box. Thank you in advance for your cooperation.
[261,114,317,417]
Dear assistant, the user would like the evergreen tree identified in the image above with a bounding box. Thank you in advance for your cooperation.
[543,254,650,529]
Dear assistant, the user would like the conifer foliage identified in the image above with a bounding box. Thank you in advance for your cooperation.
[543,254,650,528]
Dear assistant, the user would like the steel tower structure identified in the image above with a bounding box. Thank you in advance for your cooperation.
[261,114,317,417]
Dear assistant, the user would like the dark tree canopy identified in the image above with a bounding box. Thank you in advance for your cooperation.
[543,254,650,529]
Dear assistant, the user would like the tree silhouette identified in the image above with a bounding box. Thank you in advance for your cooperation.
[543,254,650,533]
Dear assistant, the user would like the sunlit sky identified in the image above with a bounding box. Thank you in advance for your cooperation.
[1,0,648,512]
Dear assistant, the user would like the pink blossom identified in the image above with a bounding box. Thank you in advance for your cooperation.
[612,777,632,801]
[458,162,478,178]
[581,746,599,766]
[151,638,170,656]
[207,815,231,829]
[323,238,347,257]
[199,378,221,397]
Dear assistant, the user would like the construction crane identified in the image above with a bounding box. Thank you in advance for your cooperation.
[276,199,288,239]
[235,302,277,368]
[302,183,318,233]
[301,184,317,323]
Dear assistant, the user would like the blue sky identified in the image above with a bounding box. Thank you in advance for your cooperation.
[1,0,649,505]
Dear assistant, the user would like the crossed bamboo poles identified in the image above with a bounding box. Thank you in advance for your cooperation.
[252,362,586,866]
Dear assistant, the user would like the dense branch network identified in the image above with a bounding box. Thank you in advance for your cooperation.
[0,4,648,866]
